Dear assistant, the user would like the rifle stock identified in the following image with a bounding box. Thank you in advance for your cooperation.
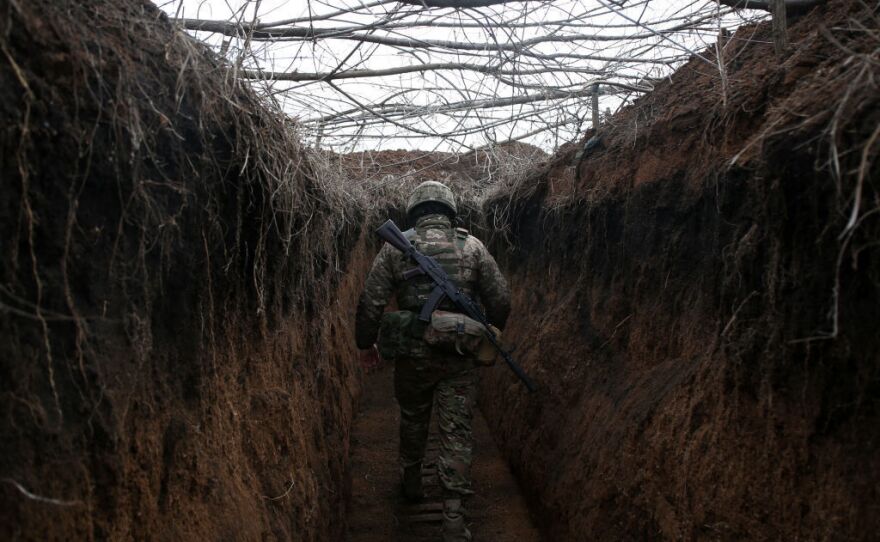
[376,219,413,253]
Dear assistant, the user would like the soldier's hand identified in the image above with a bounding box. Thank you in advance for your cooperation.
[358,345,381,373]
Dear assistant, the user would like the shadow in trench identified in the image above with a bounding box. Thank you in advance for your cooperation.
[346,366,542,542]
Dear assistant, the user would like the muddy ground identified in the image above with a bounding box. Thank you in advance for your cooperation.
[346,367,540,542]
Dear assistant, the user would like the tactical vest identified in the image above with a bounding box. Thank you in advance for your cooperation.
[397,215,475,314]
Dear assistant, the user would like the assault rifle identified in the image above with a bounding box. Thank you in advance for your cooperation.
[376,219,537,393]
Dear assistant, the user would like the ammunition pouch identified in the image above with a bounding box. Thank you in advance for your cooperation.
[423,311,501,366]
[378,311,423,360]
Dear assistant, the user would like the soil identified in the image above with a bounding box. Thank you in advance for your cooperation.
[0,1,367,540]
[338,144,548,186]
[346,366,541,542]
[481,0,880,540]
[334,145,549,230]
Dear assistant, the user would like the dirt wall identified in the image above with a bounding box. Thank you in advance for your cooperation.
[335,145,548,231]
[0,1,368,540]
[481,2,880,540]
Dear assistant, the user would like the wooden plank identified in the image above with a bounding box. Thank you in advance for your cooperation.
[771,0,788,54]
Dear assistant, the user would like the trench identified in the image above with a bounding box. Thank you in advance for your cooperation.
[2,0,880,541]
[345,368,541,542]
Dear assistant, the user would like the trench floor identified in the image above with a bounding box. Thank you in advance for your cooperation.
[346,366,541,542]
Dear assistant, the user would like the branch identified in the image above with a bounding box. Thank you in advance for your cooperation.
[256,0,396,27]
[307,82,647,126]
[239,63,611,82]
[166,0,753,148]
[397,0,524,7]
[178,18,704,45]
[719,0,825,13]
[324,34,682,64]
[2,479,82,507]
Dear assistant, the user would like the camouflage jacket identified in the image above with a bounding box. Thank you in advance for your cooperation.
[355,214,511,351]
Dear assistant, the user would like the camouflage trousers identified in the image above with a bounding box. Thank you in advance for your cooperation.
[394,356,478,495]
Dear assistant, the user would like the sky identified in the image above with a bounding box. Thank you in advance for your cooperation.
[157,0,765,153]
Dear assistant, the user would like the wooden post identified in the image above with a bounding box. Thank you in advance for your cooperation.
[314,122,324,150]
[716,27,730,108]
[718,27,729,49]
[591,83,600,132]
[771,0,788,55]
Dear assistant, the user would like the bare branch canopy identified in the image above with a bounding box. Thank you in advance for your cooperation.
[168,0,771,151]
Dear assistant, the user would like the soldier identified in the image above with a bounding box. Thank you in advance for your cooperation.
[355,181,511,541]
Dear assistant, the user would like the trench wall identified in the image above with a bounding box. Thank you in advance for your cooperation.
[0,1,369,540]
[481,2,880,539]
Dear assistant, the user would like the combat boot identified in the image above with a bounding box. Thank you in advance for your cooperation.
[442,498,472,541]
[401,463,424,501]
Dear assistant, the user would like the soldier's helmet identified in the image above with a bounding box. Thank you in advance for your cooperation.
[406,181,457,216]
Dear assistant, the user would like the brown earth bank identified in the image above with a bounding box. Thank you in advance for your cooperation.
[330,144,549,230]
[0,1,371,540]
[480,1,879,540]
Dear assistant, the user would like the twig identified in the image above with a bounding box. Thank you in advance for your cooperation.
[263,479,296,501]
[2,479,82,507]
